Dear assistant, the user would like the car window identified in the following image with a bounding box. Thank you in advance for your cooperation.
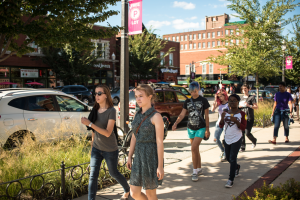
[8,97,27,110]
[27,96,55,111]
[56,95,85,112]
[70,87,80,92]
[77,86,87,92]
[173,87,190,95]
[176,92,187,102]
[62,88,70,93]
[155,92,164,103]
[164,91,176,103]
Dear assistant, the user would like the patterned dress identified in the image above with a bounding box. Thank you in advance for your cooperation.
[130,107,163,190]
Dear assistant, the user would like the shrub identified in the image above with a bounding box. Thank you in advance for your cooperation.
[254,101,273,127]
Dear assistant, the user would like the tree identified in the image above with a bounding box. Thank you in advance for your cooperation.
[207,0,299,102]
[0,0,120,62]
[40,44,99,85]
[185,76,206,88]
[128,29,175,82]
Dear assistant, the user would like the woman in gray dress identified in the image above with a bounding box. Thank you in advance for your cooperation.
[126,84,164,200]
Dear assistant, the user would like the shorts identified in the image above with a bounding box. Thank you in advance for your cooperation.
[187,128,206,139]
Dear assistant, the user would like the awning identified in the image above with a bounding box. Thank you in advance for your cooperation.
[204,80,241,84]
[178,81,188,84]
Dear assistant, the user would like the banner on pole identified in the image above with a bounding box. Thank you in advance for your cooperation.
[129,0,142,35]
[286,56,293,69]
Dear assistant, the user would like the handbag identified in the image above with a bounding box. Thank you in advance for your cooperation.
[190,98,209,140]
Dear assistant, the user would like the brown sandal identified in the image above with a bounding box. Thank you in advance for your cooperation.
[268,140,276,145]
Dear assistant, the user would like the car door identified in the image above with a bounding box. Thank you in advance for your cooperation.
[55,95,90,137]
[175,91,189,118]
[163,91,179,121]
[23,95,62,142]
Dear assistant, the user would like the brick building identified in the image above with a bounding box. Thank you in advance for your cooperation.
[163,13,245,86]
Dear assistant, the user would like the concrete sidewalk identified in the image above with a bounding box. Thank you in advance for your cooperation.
[75,122,300,200]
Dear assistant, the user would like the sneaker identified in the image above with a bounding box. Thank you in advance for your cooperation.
[235,164,241,177]
[221,152,227,162]
[225,180,233,188]
[190,169,203,176]
[239,148,245,152]
[192,174,199,182]
[252,139,257,149]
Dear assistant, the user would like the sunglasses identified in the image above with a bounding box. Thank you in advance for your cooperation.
[94,92,105,96]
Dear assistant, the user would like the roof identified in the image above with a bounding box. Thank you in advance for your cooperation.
[224,20,247,26]
[0,89,67,99]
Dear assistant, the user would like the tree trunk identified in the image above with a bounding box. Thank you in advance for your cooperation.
[256,73,259,104]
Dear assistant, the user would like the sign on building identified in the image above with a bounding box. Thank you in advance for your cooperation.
[21,69,38,77]
[129,0,142,35]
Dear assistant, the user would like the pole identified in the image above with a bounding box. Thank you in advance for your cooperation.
[282,52,285,82]
[113,61,115,89]
[120,0,129,133]
[220,68,222,85]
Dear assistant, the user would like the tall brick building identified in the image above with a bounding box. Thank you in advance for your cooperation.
[163,13,245,86]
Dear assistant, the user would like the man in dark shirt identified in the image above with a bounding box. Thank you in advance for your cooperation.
[239,84,258,151]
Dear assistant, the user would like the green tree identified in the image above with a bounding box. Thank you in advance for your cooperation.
[185,76,206,88]
[129,29,175,82]
[40,44,100,85]
[0,0,120,62]
[207,0,299,102]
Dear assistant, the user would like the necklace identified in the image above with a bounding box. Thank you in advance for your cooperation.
[229,109,239,117]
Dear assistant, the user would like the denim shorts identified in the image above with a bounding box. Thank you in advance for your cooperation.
[187,127,206,139]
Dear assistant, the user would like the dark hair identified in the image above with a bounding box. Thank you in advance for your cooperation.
[279,82,286,87]
[93,85,114,110]
[229,94,241,102]
[241,84,250,89]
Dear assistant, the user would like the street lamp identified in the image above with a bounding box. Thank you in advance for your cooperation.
[281,40,286,82]
[190,61,195,82]
[112,52,116,88]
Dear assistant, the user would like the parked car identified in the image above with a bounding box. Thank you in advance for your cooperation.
[249,90,273,102]
[264,85,279,97]
[111,86,135,105]
[55,85,93,105]
[171,85,191,98]
[0,88,92,148]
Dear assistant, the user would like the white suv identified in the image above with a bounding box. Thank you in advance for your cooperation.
[0,88,92,148]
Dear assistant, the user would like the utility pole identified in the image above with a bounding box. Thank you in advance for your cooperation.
[120,0,129,133]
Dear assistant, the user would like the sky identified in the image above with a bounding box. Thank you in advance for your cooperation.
[97,0,300,38]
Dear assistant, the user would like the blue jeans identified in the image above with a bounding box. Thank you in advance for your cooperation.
[214,124,225,153]
[224,138,242,182]
[273,108,289,137]
[88,147,130,200]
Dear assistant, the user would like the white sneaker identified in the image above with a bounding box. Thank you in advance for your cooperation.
[220,152,227,162]
[225,180,233,188]
[192,174,199,182]
[190,169,203,176]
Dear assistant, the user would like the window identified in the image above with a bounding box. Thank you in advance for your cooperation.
[70,87,81,92]
[217,31,220,36]
[193,43,196,49]
[92,42,106,59]
[189,44,192,49]
[212,32,215,38]
[0,67,9,78]
[213,17,216,21]
[176,36,179,42]
[160,52,164,65]
[176,92,187,102]
[230,29,234,35]
[209,64,213,74]
[155,92,164,102]
[165,38,167,40]
[202,43,205,48]
[225,30,229,35]
[168,37,170,40]
[185,44,187,49]
[212,41,215,47]
[169,53,173,66]
[225,40,228,46]
[56,96,85,112]
[193,34,196,40]
[207,42,210,48]
[8,97,27,110]
[181,36,184,41]
[198,43,201,49]
[185,65,190,75]
[173,37,175,41]
[208,33,210,38]
[198,34,201,39]
[164,91,176,103]
[230,39,233,45]
[27,96,55,111]
[203,33,205,39]
[189,35,192,40]
[217,41,220,46]
[236,40,239,45]
[202,64,206,74]
[181,44,183,50]
[236,29,239,35]
[185,35,187,41]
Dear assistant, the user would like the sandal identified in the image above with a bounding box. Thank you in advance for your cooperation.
[120,193,130,200]
[268,140,276,145]
[285,140,290,143]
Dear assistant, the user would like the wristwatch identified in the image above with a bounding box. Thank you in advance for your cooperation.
[250,105,253,108]
[88,122,93,127]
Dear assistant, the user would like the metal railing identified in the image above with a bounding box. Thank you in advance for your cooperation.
[0,153,128,200]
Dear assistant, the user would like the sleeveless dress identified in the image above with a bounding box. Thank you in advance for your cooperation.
[130,107,163,190]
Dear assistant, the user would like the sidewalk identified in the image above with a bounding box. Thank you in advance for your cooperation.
[75,122,300,200]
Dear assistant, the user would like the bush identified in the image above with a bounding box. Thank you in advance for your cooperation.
[236,178,300,200]
[254,101,273,127]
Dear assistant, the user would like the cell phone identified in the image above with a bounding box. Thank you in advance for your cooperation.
[223,108,229,112]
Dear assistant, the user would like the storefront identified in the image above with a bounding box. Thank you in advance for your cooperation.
[0,66,56,88]
[86,64,114,90]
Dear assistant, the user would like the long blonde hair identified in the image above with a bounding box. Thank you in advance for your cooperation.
[93,85,114,110]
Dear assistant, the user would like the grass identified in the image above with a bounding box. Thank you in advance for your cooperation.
[0,130,130,199]
[254,101,274,127]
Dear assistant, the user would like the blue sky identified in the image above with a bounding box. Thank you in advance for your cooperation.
[97,0,300,38]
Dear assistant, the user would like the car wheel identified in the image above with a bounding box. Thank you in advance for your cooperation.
[162,115,170,140]
[113,97,119,105]
[4,131,35,149]
[82,97,89,105]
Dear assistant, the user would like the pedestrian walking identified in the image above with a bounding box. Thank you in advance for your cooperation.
[230,85,233,94]
[127,84,164,200]
[288,87,297,117]
[172,81,210,182]
[269,82,293,144]
[211,89,229,162]
[239,84,258,152]
[81,85,130,200]
[295,87,300,121]
[219,94,247,188]
[226,86,229,94]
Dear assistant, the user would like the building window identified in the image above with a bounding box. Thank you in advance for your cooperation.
[225,40,228,46]
[189,35,192,40]
[202,43,205,48]
[92,42,107,59]
[185,35,187,41]
[236,28,239,35]
[193,34,196,40]
[230,29,234,35]
[160,52,164,65]
[173,37,175,41]
[236,40,239,45]
[198,34,201,39]
[207,33,210,38]
[181,44,183,50]
[209,64,213,74]
[189,44,192,49]
[193,43,196,49]
[168,37,170,40]
[213,17,216,21]
[207,42,210,48]
[202,64,206,74]
[165,38,167,40]
[198,43,201,49]
[181,36,183,41]
[225,30,228,35]
[185,44,187,49]
[169,53,173,66]
[217,31,220,36]
[217,41,220,46]
[203,33,205,39]
[212,41,215,47]
[212,32,215,38]
[176,36,179,42]
[186,65,190,75]
[230,39,233,45]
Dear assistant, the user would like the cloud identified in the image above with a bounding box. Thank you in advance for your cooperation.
[230,13,241,19]
[146,20,171,29]
[172,19,200,30]
[186,16,197,20]
[218,0,227,1]
[173,1,196,10]
[210,2,231,8]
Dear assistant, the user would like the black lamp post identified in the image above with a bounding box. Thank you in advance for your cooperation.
[281,40,286,82]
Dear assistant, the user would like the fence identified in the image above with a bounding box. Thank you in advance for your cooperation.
[0,153,128,200]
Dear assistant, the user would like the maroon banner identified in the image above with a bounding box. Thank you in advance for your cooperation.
[129,0,142,35]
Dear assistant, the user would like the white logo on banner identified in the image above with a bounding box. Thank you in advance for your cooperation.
[161,68,178,73]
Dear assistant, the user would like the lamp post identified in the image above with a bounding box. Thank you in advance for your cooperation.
[281,40,286,82]
[190,61,194,82]
[111,52,116,89]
